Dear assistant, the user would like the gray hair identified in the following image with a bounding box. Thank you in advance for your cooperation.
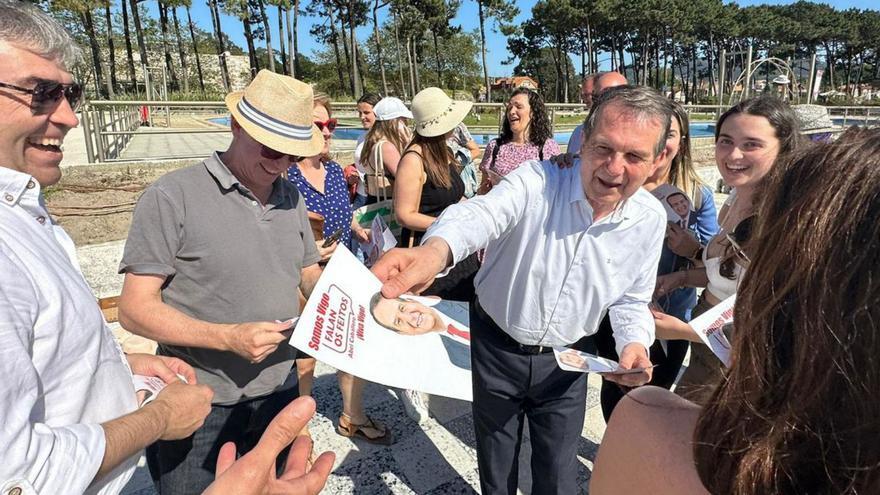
[583,85,673,158]
[0,0,82,69]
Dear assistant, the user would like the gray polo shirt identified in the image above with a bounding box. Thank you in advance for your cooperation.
[120,152,320,404]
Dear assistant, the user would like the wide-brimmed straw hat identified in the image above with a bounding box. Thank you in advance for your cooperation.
[411,87,473,137]
[225,70,323,156]
[374,97,413,121]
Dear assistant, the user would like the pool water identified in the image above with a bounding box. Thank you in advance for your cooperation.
[208,117,718,143]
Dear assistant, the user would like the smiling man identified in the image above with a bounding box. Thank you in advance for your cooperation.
[369,293,470,340]
[117,70,326,494]
[373,85,671,495]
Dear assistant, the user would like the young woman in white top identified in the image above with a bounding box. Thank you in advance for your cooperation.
[352,93,381,209]
[591,127,880,495]
[652,95,802,402]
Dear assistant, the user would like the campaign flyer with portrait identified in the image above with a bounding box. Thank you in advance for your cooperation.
[651,183,694,228]
[291,246,473,401]
[688,294,735,367]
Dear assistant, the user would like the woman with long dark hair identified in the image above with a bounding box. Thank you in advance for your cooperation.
[652,95,802,401]
[478,87,560,192]
[352,92,382,209]
[591,127,880,495]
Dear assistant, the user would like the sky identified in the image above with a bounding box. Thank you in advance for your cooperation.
[145,0,875,77]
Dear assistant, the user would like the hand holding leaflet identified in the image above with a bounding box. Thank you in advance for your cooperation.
[554,348,657,375]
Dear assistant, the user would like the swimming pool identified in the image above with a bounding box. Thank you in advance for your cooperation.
[208,117,718,142]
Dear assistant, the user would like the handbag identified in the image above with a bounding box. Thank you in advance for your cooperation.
[354,143,399,237]
[364,139,393,198]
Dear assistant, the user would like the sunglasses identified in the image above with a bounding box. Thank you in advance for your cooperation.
[314,118,337,132]
[720,215,756,278]
[0,80,83,114]
[259,144,299,161]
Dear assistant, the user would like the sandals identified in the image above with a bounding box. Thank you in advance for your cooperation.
[337,413,394,445]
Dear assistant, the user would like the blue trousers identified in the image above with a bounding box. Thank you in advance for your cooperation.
[470,302,594,495]
[146,386,298,495]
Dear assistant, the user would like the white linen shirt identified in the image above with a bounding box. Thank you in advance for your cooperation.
[424,160,665,356]
[0,167,138,495]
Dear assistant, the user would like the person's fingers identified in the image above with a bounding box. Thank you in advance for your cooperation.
[381,264,433,299]
[280,434,314,480]
[252,397,317,465]
[370,251,399,283]
[214,442,237,477]
[150,359,180,384]
[166,358,198,384]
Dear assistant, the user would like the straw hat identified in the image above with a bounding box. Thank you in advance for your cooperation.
[224,70,323,156]
[411,87,473,137]
[374,97,413,121]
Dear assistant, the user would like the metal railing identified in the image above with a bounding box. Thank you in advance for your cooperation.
[79,100,878,163]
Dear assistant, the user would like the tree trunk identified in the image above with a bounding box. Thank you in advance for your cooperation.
[432,30,443,86]
[844,48,853,98]
[329,6,352,96]
[326,7,346,94]
[158,2,180,89]
[373,0,389,95]
[691,46,698,103]
[81,10,106,97]
[587,21,595,73]
[243,12,260,77]
[277,5,287,75]
[617,37,626,75]
[103,5,118,94]
[121,0,137,90]
[287,3,297,76]
[406,36,417,96]
[478,0,490,102]
[393,9,406,98]
[412,37,422,92]
[186,6,206,95]
[171,7,190,93]
[130,0,150,68]
[347,0,362,95]
[257,0,275,72]
[208,0,230,91]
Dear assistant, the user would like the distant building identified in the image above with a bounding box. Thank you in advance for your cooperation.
[490,76,539,92]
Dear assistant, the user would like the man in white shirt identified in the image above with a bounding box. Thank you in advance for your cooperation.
[374,85,671,494]
[566,71,628,153]
[0,3,216,494]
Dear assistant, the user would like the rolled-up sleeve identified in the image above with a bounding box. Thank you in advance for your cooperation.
[608,212,666,357]
[423,161,541,273]
[0,252,105,495]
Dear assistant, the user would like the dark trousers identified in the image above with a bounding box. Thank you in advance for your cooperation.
[594,315,688,422]
[470,302,595,495]
[146,386,298,495]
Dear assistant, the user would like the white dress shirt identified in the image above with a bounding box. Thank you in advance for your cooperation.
[0,167,137,495]
[424,160,665,356]
[567,124,585,153]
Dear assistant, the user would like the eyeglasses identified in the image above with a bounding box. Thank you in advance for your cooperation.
[0,80,83,114]
[314,118,337,132]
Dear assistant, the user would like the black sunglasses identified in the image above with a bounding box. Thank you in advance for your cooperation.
[0,80,83,114]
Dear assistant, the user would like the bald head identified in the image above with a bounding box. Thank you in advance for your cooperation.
[582,72,628,110]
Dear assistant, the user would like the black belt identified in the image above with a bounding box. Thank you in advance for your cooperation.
[474,300,555,354]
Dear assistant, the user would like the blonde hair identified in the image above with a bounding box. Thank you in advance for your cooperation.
[313,91,332,117]
[361,119,410,175]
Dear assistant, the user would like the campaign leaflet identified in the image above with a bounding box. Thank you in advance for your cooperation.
[651,183,694,229]
[291,245,473,401]
[554,348,657,375]
[688,294,735,367]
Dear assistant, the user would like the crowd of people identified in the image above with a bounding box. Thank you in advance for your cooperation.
[2,1,879,494]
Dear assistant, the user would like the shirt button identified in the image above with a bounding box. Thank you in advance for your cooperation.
[3,193,13,202]
[26,180,36,189]
[36,216,46,224]
[8,487,22,495]
[251,200,258,206]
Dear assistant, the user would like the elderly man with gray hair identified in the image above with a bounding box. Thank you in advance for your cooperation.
[373,85,672,495]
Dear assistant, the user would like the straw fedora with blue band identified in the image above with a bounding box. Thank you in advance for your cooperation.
[224,70,324,157]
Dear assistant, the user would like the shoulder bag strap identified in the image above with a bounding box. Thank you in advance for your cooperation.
[374,139,388,202]
[401,148,427,248]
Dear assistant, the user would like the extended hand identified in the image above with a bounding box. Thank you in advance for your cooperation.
[372,238,451,298]
[224,321,291,363]
[205,396,335,495]
[652,308,699,342]
[148,380,213,440]
[602,343,653,387]
[654,271,685,299]
[126,353,197,384]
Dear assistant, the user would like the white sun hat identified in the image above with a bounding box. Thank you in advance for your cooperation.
[373,97,414,121]
[411,87,473,138]
[224,69,324,156]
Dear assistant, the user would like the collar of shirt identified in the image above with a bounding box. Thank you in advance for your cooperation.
[569,160,632,226]
[205,152,290,208]
[0,166,50,219]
